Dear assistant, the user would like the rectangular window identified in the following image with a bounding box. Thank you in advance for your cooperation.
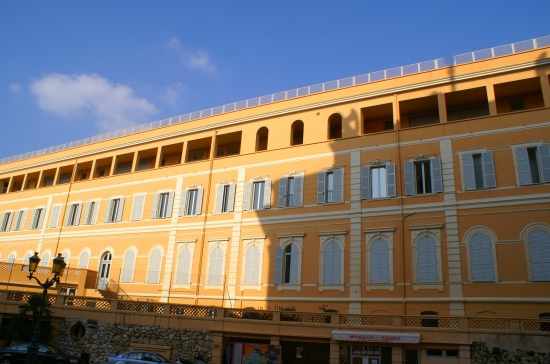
[108,199,120,223]
[80,173,87,181]
[287,178,295,207]
[85,202,95,225]
[188,151,205,162]
[284,248,292,284]
[415,161,432,194]
[14,211,24,231]
[371,167,387,198]
[60,287,76,295]
[158,193,169,218]
[509,98,525,111]
[31,208,43,229]
[68,204,79,226]
[278,176,303,208]
[1,181,8,194]
[186,189,198,215]
[326,172,334,202]
[1,212,12,232]
[462,152,496,190]
[252,181,265,210]
[527,147,541,184]
[383,120,394,131]
[44,177,54,187]
[472,154,485,189]
[317,169,343,204]
[516,144,550,185]
[446,350,459,359]
[221,185,230,213]
[426,349,443,358]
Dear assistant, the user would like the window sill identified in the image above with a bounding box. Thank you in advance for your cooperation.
[239,284,262,292]
[204,284,224,291]
[362,197,394,202]
[173,283,191,290]
[277,284,301,292]
[406,192,441,198]
[365,284,394,292]
[319,284,344,292]
[413,283,444,291]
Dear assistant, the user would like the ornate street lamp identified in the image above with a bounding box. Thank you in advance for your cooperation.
[25,252,67,364]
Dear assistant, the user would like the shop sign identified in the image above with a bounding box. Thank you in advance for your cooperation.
[332,330,420,344]
[351,349,380,356]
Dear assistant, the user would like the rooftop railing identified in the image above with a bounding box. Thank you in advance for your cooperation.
[1,35,549,167]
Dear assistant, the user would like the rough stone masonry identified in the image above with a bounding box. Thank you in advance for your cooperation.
[56,318,214,364]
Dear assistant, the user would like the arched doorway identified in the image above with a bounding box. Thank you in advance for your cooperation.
[97,251,112,290]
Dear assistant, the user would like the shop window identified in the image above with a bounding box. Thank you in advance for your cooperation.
[426,349,443,358]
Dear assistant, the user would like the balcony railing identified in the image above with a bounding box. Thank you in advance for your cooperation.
[2,289,549,334]
[1,35,549,166]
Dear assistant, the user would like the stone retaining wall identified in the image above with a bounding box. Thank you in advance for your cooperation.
[471,342,550,364]
[56,318,213,364]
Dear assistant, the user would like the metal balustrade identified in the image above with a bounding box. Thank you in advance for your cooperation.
[1,35,549,166]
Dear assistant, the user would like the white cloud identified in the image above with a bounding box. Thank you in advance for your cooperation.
[166,37,217,75]
[9,83,21,93]
[30,73,158,131]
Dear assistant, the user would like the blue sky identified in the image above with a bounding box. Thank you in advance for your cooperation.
[1,1,549,159]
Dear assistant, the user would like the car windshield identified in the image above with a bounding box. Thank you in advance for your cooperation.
[40,344,62,353]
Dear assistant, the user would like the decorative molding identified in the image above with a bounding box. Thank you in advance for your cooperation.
[278,233,305,238]
[413,283,444,292]
[366,284,395,292]
[319,284,345,292]
[318,230,348,236]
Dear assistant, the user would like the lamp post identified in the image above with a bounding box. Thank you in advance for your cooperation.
[25,252,67,364]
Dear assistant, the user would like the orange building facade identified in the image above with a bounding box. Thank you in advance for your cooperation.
[1,36,550,364]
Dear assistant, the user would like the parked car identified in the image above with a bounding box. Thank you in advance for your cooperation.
[0,342,83,364]
[105,351,173,364]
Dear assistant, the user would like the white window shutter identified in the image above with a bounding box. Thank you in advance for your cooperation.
[404,162,414,196]
[78,251,90,269]
[245,245,260,284]
[116,198,125,222]
[104,199,113,223]
[462,154,476,191]
[227,184,236,212]
[360,167,370,200]
[146,249,162,284]
[131,195,145,221]
[323,242,333,284]
[74,203,82,225]
[214,185,224,213]
[208,247,223,284]
[176,248,191,284]
[36,209,45,229]
[166,191,175,218]
[274,245,283,285]
[317,172,325,203]
[538,144,550,183]
[528,230,550,281]
[371,239,390,283]
[50,205,61,228]
[386,164,396,197]
[431,158,443,193]
[482,152,497,188]
[289,244,299,284]
[332,169,343,202]
[471,233,494,282]
[179,190,187,217]
[293,175,303,206]
[121,250,136,283]
[18,210,27,231]
[263,179,271,209]
[151,193,159,219]
[516,147,532,185]
[417,236,437,283]
[332,242,341,284]
[28,209,37,230]
[243,182,252,211]
[91,201,100,225]
[195,188,204,215]
[63,205,71,226]
[83,203,93,225]
[278,177,287,207]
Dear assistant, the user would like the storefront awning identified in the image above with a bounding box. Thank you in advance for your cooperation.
[331,330,420,344]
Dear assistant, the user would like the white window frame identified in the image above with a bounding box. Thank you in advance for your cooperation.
[511,142,550,186]
[278,171,304,208]
[240,237,265,291]
[275,233,304,292]
[120,247,137,283]
[214,181,236,214]
[174,240,196,289]
[146,246,164,284]
[83,199,100,225]
[130,193,146,221]
[1,210,14,232]
[29,206,46,230]
[204,239,228,290]
[521,223,550,282]
[244,176,271,211]
[463,227,499,283]
[404,154,443,196]
[410,225,443,291]
[317,166,345,204]
[365,228,395,291]
[104,196,125,223]
[318,231,346,292]
[361,160,397,200]
[64,201,83,227]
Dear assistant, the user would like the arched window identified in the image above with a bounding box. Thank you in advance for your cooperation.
[328,113,342,139]
[146,249,162,284]
[528,229,550,281]
[121,250,136,283]
[256,127,269,151]
[283,244,299,284]
[244,245,261,284]
[416,236,438,283]
[370,239,390,283]
[176,248,192,284]
[208,247,224,284]
[7,254,15,263]
[97,251,112,290]
[291,120,304,146]
[323,242,341,284]
[470,233,495,282]
[61,249,71,266]
[23,253,32,265]
[40,252,51,267]
[78,251,89,269]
